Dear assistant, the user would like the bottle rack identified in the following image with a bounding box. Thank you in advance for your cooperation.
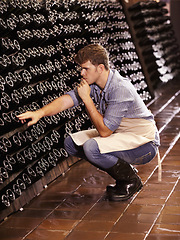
[121,0,180,88]
[0,0,176,222]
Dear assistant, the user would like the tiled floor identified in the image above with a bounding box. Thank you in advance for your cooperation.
[0,78,180,240]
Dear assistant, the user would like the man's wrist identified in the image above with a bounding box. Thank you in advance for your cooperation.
[36,109,45,119]
[83,96,92,105]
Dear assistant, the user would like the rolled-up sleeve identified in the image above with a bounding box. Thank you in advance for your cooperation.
[66,88,82,107]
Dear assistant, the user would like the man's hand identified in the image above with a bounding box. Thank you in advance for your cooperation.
[17,95,74,127]
[17,110,43,127]
[77,79,91,102]
[77,79,113,138]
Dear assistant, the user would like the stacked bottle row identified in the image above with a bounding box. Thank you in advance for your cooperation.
[0,0,87,212]
[0,0,150,212]
[128,0,180,86]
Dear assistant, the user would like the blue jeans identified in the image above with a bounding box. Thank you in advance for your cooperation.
[64,136,158,170]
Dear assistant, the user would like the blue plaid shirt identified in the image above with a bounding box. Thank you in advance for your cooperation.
[67,69,160,146]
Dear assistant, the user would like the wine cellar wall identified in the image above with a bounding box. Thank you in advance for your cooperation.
[122,0,180,88]
[0,0,180,222]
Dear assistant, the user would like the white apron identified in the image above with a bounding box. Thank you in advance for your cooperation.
[69,118,156,154]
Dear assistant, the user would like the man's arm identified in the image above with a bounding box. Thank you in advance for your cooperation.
[17,94,74,126]
[83,97,113,137]
[77,79,113,137]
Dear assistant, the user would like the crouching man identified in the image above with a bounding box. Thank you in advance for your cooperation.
[17,44,160,201]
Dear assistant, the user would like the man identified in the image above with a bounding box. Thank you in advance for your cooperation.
[17,44,160,201]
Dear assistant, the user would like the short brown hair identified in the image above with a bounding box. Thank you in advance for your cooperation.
[74,44,109,70]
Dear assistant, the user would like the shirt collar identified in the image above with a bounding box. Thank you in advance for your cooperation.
[94,69,114,93]
[103,69,114,93]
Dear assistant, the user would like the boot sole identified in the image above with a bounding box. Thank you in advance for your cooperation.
[107,182,143,201]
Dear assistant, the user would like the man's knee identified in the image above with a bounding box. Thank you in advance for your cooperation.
[64,136,71,149]
[83,139,99,158]
[64,136,75,155]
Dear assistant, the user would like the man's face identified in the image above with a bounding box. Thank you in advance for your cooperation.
[80,61,100,85]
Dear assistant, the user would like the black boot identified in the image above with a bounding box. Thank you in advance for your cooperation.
[105,158,143,201]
